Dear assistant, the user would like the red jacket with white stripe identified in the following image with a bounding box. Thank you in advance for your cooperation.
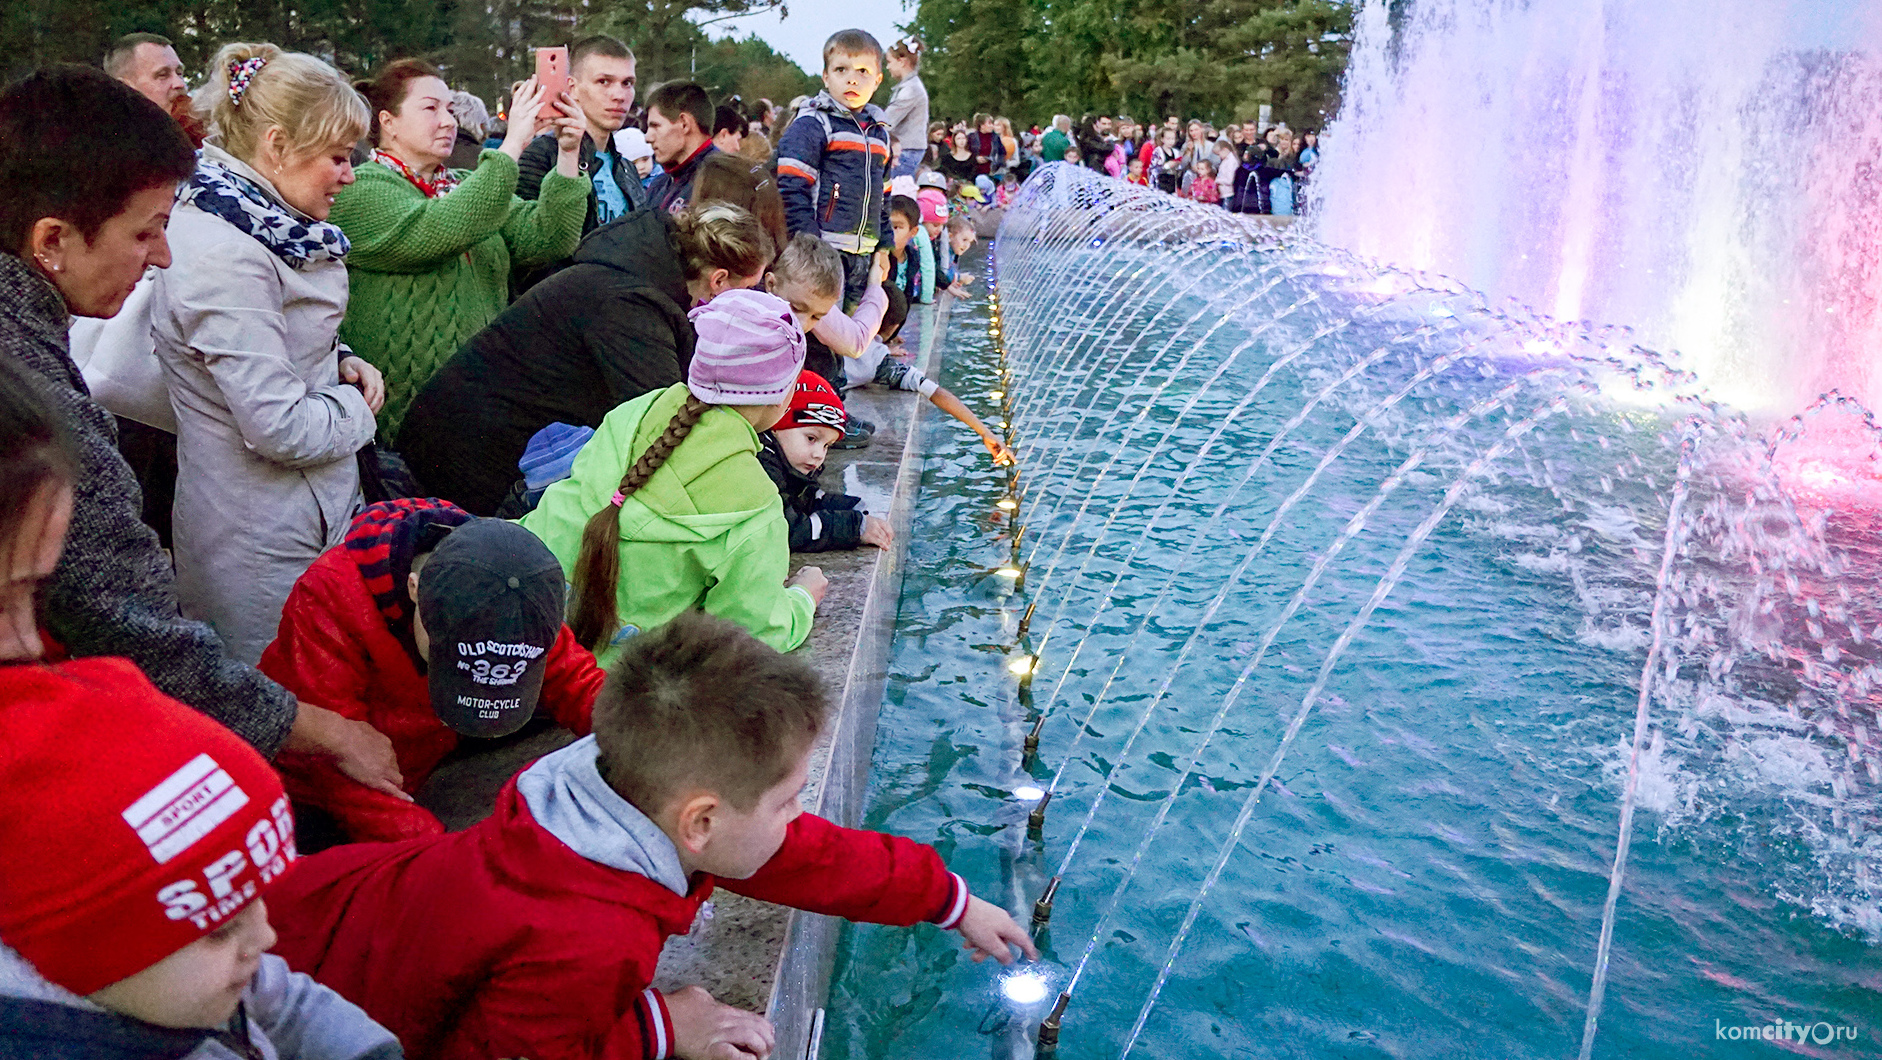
[267,737,968,1060]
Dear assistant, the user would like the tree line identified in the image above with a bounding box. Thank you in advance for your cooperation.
[4,0,817,116]
[903,0,1352,130]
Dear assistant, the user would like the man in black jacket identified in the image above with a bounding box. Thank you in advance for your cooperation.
[644,81,718,214]
[517,34,645,234]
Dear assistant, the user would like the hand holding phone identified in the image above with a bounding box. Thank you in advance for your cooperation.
[534,46,569,121]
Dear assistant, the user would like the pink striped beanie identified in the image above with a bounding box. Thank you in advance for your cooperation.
[686,289,808,405]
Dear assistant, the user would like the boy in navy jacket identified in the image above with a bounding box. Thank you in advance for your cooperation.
[774,29,895,310]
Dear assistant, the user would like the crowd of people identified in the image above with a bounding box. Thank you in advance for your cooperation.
[877,43,1318,216]
[0,26,1033,1060]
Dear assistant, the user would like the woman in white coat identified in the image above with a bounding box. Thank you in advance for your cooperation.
[154,43,384,664]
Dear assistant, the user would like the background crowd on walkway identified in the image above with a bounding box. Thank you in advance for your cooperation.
[876,43,1318,217]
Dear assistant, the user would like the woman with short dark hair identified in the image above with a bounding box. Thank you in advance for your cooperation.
[0,64,404,790]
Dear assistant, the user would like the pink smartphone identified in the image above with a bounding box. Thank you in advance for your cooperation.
[534,46,569,111]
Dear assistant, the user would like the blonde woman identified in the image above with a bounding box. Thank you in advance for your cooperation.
[152,43,382,665]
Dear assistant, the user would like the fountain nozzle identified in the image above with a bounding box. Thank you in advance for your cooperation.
[1036,991,1070,1052]
[1031,875,1061,929]
[1016,600,1038,639]
[1022,712,1046,761]
[1027,790,1053,834]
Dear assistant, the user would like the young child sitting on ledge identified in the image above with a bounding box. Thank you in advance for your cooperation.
[267,610,1037,1060]
[759,370,893,552]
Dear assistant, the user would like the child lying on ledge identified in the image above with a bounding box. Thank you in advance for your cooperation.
[268,610,1037,1060]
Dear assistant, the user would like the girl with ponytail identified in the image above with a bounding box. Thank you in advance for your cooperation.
[520,289,827,661]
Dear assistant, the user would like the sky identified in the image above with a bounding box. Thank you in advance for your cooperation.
[695,0,915,75]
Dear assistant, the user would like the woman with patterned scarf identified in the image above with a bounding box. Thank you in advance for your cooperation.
[335,59,590,439]
[151,43,385,666]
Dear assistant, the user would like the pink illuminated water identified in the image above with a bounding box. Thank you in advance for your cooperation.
[1313,0,1882,416]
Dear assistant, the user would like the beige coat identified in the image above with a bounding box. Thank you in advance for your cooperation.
[153,146,378,664]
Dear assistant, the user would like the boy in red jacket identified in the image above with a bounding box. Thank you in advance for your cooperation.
[261,499,606,843]
[268,610,1037,1060]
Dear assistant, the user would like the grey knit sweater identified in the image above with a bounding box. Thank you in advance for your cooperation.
[0,252,296,753]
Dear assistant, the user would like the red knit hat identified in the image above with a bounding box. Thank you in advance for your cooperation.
[0,657,296,994]
[774,370,848,434]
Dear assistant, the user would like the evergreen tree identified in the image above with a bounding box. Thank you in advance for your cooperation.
[903,0,1351,128]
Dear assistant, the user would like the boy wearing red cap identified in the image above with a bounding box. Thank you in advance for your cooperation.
[758,370,893,552]
[0,658,401,1059]
[260,499,607,844]
[268,611,1034,1060]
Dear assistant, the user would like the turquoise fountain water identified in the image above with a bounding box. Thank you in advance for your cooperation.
[821,165,1879,1058]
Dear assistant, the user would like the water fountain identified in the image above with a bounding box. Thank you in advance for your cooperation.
[811,5,1882,1055]
[815,161,1878,1058]
[1313,0,1882,416]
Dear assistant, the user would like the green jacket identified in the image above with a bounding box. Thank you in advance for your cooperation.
[331,149,587,438]
[520,383,816,664]
[1040,128,1071,162]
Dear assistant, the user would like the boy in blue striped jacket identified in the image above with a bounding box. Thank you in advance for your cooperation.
[774,29,895,310]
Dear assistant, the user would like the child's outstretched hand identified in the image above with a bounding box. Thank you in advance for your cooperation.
[954,895,1041,965]
[947,280,973,299]
[861,515,894,550]
[981,435,1015,467]
[666,985,776,1060]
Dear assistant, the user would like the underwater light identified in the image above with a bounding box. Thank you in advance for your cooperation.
[1008,655,1036,675]
[990,390,1004,400]
[1013,785,1045,802]
[996,497,1018,510]
[995,565,1023,578]
[1001,970,1050,1005]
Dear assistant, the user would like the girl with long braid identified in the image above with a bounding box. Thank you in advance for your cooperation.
[521,289,827,662]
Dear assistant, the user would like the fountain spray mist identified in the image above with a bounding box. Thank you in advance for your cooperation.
[1314,0,1882,415]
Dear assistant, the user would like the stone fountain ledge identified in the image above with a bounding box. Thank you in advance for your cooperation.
[413,293,961,1048]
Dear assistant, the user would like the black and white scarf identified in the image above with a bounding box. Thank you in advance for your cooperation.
[176,159,350,270]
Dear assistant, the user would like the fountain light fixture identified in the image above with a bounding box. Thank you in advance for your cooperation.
[996,496,1019,511]
[1000,969,1051,1006]
[1007,654,1036,675]
[995,564,1023,578]
[990,390,1004,400]
[1013,785,1045,802]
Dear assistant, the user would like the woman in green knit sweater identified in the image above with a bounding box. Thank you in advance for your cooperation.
[334,59,590,437]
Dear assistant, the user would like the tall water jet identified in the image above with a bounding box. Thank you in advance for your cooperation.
[1314,0,1882,415]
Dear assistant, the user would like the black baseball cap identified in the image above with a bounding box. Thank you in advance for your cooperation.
[416,519,568,738]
